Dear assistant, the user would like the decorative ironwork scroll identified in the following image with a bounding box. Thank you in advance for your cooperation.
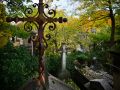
[6,0,67,89]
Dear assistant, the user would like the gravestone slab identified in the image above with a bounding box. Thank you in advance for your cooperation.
[19,75,73,90]
[90,79,112,90]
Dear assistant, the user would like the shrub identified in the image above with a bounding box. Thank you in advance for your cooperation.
[45,52,61,76]
[66,51,89,73]
[0,42,38,90]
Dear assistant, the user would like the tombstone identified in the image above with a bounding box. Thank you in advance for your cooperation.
[90,79,112,90]
[61,43,66,71]
[59,43,70,79]
[85,79,112,90]
[102,73,113,87]
[19,75,73,90]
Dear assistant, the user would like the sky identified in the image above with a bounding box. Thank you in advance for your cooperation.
[32,0,80,16]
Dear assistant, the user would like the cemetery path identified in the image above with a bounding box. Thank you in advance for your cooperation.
[48,75,73,90]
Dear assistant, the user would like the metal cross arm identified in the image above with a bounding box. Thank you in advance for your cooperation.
[6,16,67,32]
[6,17,67,23]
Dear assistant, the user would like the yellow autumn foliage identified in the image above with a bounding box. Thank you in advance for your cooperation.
[0,3,5,22]
[0,34,9,48]
[0,3,12,48]
[0,29,12,48]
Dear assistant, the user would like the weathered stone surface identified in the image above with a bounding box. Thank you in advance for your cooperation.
[19,75,73,90]
[102,73,113,87]
[81,66,103,80]
[48,75,73,90]
[89,79,112,90]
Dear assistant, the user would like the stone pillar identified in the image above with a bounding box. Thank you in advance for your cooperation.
[62,43,66,71]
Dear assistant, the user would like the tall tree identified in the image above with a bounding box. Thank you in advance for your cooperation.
[2,0,32,16]
[73,0,120,46]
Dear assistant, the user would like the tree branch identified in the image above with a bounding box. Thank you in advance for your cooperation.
[78,15,110,27]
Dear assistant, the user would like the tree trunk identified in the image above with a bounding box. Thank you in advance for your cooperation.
[108,0,115,46]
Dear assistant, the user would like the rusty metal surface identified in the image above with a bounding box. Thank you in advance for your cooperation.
[6,0,67,89]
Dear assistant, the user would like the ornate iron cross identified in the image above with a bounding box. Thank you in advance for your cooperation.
[6,0,67,89]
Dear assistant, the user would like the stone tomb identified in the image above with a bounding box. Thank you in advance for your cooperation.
[20,75,73,90]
